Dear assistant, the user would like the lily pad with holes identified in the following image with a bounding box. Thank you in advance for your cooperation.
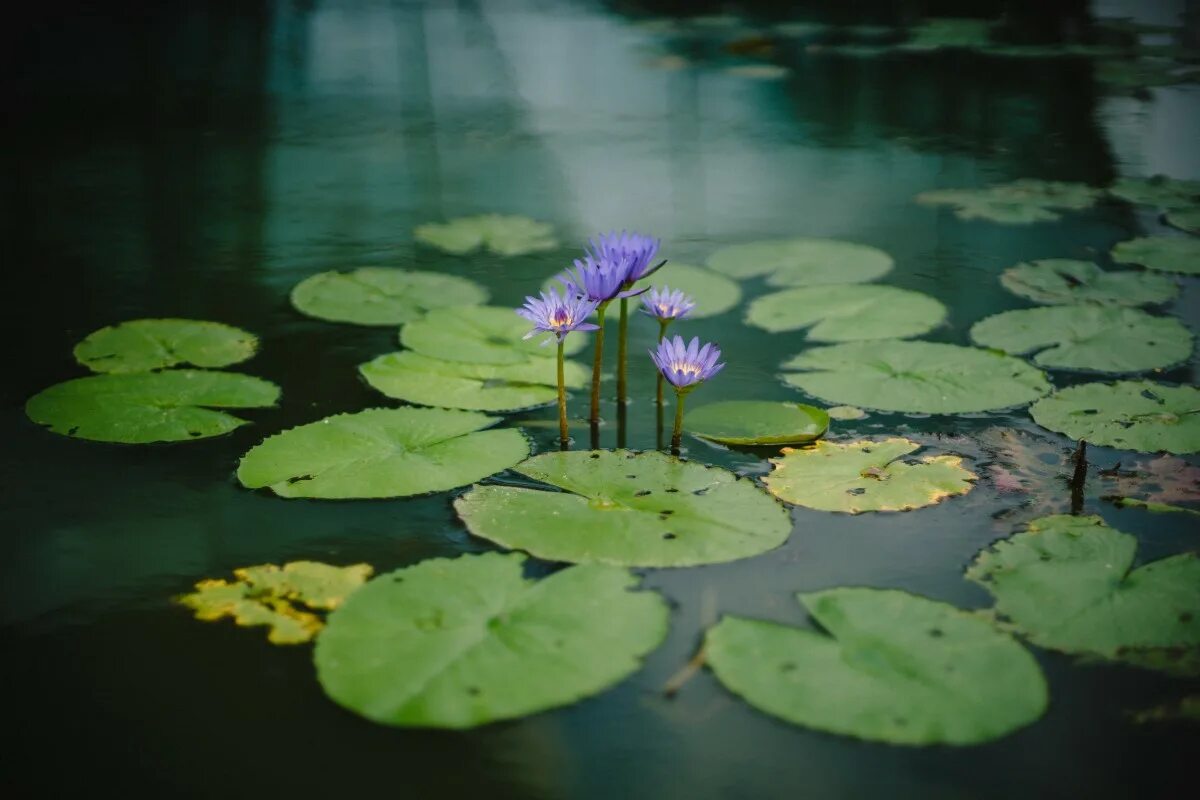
[401,306,587,365]
[706,238,893,285]
[360,351,588,412]
[414,214,557,256]
[1029,381,1200,454]
[746,285,946,340]
[1108,176,1200,210]
[966,515,1200,662]
[640,262,741,318]
[1167,207,1200,235]
[290,268,488,326]
[314,552,668,728]
[705,588,1047,745]
[454,450,791,567]
[25,370,279,444]
[916,180,1102,224]
[685,401,829,445]
[764,438,975,513]
[781,340,1051,414]
[1111,236,1200,275]
[74,319,258,374]
[999,259,1178,306]
[236,407,529,499]
[970,305,1192,373]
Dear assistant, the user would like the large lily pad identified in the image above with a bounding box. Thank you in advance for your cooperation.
[685,401,829,445]
[765,438,975,513]
[1166,207,1200,235]
[236,407,529,499]
[25,370,279,444]
[1108,176,1200,210]
[916,180,1102,224]
[706,238,893,285]
[970,306,1191,373]
[641,262,741,318]
[1111,236,1200,275]
[414,214,557,256]
[314,552,668,728]
[74,319,258,374]
[781,340,1051,414]
[1029,381,1200,454]
[705,588,1047,745]
[746,285,946,340]
[454,450,791,567]
[999,259,1178,306]
[290,268,488,326]
[401,306,587,365]
[966,515,1200,660]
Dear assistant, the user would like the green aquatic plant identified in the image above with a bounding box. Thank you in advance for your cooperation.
[74,318,258,374]
[684,400,828,446]
[998,259,1178,307]
[1029,380,1200,454]
[650,335,725,453]
[414,214,557,256]
[290,267,487,325]
[746,284,946,340]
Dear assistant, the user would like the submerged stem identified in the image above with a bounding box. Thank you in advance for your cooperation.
[671,391,686,454]
[617,297,628,406]
[589,302,608,424]
[557,338,568,447]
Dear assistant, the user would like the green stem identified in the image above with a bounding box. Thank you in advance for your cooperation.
[589,302,608,424]
[557,338,568,447]
[656,319,670,408]
[617,297,629,406]
[671,391,686,454]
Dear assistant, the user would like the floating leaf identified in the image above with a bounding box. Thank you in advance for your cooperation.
[401,306,586,366]
[233,562,374,610]
[970,305,1191,373]
[899,17,995,51]
[1111,236,1200,275]
[414,214,557,256]
[454,450,791,567]
[1166,207,1200,235]
[1029,380,1200,454]
[705,588,1047,745]
[178,580,321,644]
[1131,696,1200,725]
[999,259,1178,307]
[746,285,946,340]
[73,319,258,374]
[25,370,279,444]
[781,340,1051,414]
[641,262,741,318]
[725,64,789,80]
[706,238,893,285]
[827,405,866,420]
[685,401,829,445]
[314,552,668,728]
[237,407,529,499]
[916,180,1101,224]
[290,268,488,326]
[1095,60,1198,91]
[1108,176,1200,210]
[764,438,975,513]
[1108,497,1200,516]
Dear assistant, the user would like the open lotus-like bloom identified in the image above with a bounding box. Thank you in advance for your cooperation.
[557,254,647,304]
[517,287,601,342]
[641,286,695,321]
[588,230,662,285]
[650,335,725,390]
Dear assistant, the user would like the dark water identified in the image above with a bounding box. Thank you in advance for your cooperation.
[4,1,1198,797]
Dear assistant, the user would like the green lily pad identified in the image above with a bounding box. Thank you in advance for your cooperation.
[1109,176,1200,210]
[1095,60,1198,91]
[706,238,893,285]
[236,407,529,499]
[1111,236,1200,275]
[705,588,1047,745]
[401,306,587,366]
[25,370,279,444]
[999,259,1178,306]
[765,438,975,513]
[1166,207,1200,235]
[916,180,1102,224]
[746,285,946,340]
[1029,381,1200,454]
[314,552,668,728]
[725,64,789,80]
[290,268,488,326]
[685,401,829,445]
[360,351,588,412]
[827,405,867,420]
[966,515,1200,661]
[899,17,995,51]
[414,214,557,256]
[641,262,741,318]
[454,450,791,567]
[74,319,258,374]
[781,340,1051,414]
[1109,497,1200,516]
[970,306,1192,373]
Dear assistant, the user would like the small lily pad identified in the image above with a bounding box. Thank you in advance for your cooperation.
[1108,497,1200,516]
[725,64,789,80]
[899,17,995,51]
[827,405,866,420]
[999,259,1178,306]
[746,285,946,340]
[74,319,258,374]
[1166,207,1200,235]
[685,401,829,445]
[454,450,791,567]
[414,214,557,256]
[237,407,529,499]
[314,552,668,728]
[641,262,741,318]
[1029,380,1200,454]
[705,588,1047,745]
[764,438,976,513]
[401,306,587,365]
[25,370,280,444]
[916,180,1102,224]
[706,238,893,285]
[1108,176,1200,210]
[290,268,488,326]
[1111,236,1200,275]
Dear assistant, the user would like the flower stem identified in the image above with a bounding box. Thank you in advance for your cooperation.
[589,302,608,424]
[557,338,568,447]
[656,319,669,408]
[617,298,629,406]
[671,391,686,454]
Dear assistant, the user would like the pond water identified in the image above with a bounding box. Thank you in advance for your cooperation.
[4,1,1198,797]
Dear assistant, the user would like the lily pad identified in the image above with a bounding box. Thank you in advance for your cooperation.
[746,285,946,340]
[25,370,280,444]
[705,588,1047,745]
[290,268,488,326]
[1109,497,1200,516]
[640,262,741,318]
[414,214,557,256]
[401,306,587,365]
[970,305,1192,373]
[314,552,668,728]
[1111,236,1200,275]
[1029,381,1200,454]
[236,407,529,499]
[764,438,975,513]
[725,64,789,80]
[74,319,258,374]
[1131,696,1200,724]
[706,238,893,285]
[966,515,1200,660]
[454,450,791,567]
[360,351,588,413]
[685,401,829,445]
[781,340,1051,414]
[1166,207,1200,235]
[1095,60,1198,91]
[1108,176,1200,210]
[916,180,1102,224]
[827,405,866,420]
[899,17,995,51]
[999,259,1178,306]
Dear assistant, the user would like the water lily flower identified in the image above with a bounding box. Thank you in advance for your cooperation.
[650,336,725,454]
[641,286,695,322]
[588,230,663,285]
[557,254,645,304]
[517,287,600,343]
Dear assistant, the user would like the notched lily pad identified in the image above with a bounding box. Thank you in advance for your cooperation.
[401,305,586,365]
[414,214,557,256]
[999,259,1178,307]
[706,238,893,285]
[1111,236,1200,275]
[290,268,488,326]
[74,319,258,374]
[916,180,1102,224]
[1108,176,1200,210]
[685,400,829,445]
[746,285,946,340]
[1029,380,1200,454]
[641,262,741,318]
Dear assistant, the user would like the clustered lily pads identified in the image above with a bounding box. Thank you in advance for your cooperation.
[414,214,558,256]
[915,180,1102,224]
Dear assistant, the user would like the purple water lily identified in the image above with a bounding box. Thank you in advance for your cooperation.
[588,230,663,285]
[558,254,646,304]
[650,335,724,391]
[641,286,695,321]
[517,287,600,342]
